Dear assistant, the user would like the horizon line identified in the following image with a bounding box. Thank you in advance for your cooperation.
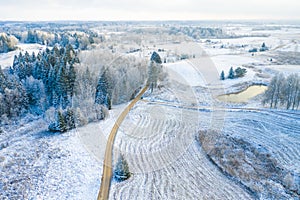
[1,19,300,23]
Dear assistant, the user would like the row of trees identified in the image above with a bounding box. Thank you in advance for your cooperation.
[16,30,102,50]
[170,27,226,39]
[220,67,247,80]
[263,73,300,110]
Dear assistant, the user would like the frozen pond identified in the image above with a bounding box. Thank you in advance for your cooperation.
[218,85,268,103]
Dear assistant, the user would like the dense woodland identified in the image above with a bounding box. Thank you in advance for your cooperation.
[0,43,152,132]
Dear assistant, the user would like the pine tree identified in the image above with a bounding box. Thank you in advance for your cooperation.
[67,63,76,97]
[95,71,111,109]
[57,110,67,132]
[220,70,225,80]
[114,154,131,182]
[228,67,235,79]
[234,67,247,78]
[150,51,162,64]
[65,108,76,130]
[0,66,7,93]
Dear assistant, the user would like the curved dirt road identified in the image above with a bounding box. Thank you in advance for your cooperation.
[97,86,148,200]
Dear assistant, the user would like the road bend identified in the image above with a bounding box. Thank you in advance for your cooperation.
[97,85,148,200]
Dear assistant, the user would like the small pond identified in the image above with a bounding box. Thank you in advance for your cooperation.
[218,85,268,103]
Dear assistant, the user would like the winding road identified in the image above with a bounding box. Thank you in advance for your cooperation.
[97,85,148,200]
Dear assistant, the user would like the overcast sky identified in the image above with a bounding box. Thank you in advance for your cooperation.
[0,0,299,21]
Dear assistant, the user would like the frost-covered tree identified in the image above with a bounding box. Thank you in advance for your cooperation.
[65,108,76,130]
[114,154,131,182]
[148,52,163,92]
[95,71,111,109]
[57,110,67,132]
[260,42,269,52]
[263,73,285,108]
[0,33,18,53]
[49,110,67,132]
[228,67,235,79]
[234,67,247,78]
[0,67,7,93]
[282,73,300,110]
[23,76,46,114]
[220,70,225,80]
[263,73,300,110]
[150,51,162,64]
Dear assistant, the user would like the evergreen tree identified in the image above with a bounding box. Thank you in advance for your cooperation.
[67,63,76,97]
[95,71,111,109]
[65,108,76,130]
[0,66,7,93]
[228,67,235,79]
[220,70,225,80]
[234,67,247,78]
[57,110,67,132]
[114,154,131,182]
[150,51,162,64]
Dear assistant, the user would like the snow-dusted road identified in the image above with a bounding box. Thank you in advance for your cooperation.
[97,86,148,200]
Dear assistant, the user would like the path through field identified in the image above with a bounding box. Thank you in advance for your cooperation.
[97,86,148,200]
[108,57,254,199]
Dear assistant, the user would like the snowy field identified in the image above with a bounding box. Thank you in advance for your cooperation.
[110,92,253,199]
[0,43,47,69]
[164,61,206,87]
[0,119,101,199]
[109,73,300,199]
[0,103,130,200]
[1,22,300,199]
[107,25,300,199]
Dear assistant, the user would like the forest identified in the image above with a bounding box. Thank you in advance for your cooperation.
[0,43,154,132]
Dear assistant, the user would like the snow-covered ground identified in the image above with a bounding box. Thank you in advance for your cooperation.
[0,118,101,200]
[110,91,253,199]
[1,23,300,199]
[108,65,300,199]
[0,97,130,199]
[0,43,47,69]
[164,61,206,87]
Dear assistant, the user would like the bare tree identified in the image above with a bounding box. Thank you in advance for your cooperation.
[263,73,300,110]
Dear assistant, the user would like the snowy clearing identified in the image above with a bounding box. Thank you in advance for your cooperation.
[0,43,47,69]
[164,61,206,87]
[0,119,101,200]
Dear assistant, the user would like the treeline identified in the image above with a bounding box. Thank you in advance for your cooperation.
[0,46,150,132]
[13,30,103,50]
[263,73,300,110]
[0,33,18,53]
[169,27,226,39]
